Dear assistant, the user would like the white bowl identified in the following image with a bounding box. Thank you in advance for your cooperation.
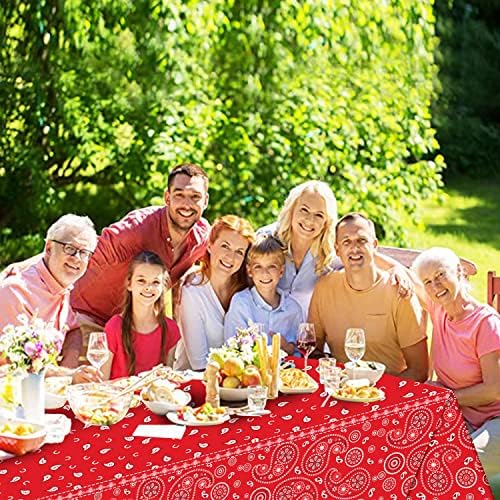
[141,389,191,415]
[344,361,386,385]
[44,392,66,410]
[219,386,248,402]
[44,376,72,409]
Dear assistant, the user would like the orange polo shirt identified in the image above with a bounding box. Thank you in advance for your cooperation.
[308,270,427,375]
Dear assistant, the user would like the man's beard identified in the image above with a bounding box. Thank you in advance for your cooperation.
[168,207,197,233]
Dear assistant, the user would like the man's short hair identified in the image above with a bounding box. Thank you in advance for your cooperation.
[167,163,208,190]
[248,234,286,266]
[335,212,377,240]
[46,214,97,242]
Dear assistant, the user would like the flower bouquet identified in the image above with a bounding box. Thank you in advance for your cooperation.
[0,315,64,422]
[0,315,64,375]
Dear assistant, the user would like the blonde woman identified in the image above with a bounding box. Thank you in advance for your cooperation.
[175,215,255,371]
[258,181,339,317]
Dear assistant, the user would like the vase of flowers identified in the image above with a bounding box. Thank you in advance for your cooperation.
[0,315,64,422]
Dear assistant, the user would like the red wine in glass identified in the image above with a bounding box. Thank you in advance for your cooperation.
[297,340,316,357]
[297,323,316,371]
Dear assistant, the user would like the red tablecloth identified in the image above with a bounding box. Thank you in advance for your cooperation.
[0,360,493,499]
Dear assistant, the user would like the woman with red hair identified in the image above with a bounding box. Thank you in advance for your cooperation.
[175,215,255,371]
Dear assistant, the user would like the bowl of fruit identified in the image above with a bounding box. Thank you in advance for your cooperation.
[216,357,263,401]
[66,383,133,426]
[208,325,268,402]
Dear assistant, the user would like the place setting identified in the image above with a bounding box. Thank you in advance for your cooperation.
[320,328,386,407]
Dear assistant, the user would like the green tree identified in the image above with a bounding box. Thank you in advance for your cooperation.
[0,0,443,266]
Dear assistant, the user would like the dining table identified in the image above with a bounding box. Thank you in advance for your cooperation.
[0,359,494,499]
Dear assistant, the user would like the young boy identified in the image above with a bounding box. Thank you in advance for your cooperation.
[223,234,304,355]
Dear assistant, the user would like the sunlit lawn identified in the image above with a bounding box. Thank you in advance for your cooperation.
[404,176,500,303]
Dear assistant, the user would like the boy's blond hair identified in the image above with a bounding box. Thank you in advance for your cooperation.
[248,234,286,267]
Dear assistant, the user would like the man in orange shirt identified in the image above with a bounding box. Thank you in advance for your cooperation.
[0,214,98,372]
[308,213,428,381]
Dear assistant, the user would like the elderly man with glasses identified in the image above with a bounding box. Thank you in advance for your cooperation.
[0,214,98,375]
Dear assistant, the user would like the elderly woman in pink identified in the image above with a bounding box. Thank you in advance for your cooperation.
[413,247,500,482]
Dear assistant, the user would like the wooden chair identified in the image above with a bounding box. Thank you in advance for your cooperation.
[487,271,500,312]
[378,246,478,277]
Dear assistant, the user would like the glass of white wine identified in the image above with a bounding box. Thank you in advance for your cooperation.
[344,328,366,378]
[87,332,109,371]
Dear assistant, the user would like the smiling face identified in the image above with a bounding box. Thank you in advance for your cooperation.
[290,191,327,243]
[334,217,377,271]
[127,263,164,308]
[164,174,208,233]
[44,227,97,288]
[247,253,284,296]
[209,229,250,278]
[417,260,462,306]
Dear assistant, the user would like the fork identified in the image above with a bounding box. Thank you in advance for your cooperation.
[321,393,331,408]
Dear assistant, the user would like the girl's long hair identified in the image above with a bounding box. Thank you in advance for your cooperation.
[122,251,171,375]
[198,215,255,300]
[276,180,337,274]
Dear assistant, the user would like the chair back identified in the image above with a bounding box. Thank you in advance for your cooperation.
[378,246,478,277]
[487,271,500,312]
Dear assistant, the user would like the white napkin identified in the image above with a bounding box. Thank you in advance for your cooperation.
[133,425,186,439]
[344,378,371,388]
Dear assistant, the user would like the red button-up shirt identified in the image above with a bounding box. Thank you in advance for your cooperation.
[70,206,210,325]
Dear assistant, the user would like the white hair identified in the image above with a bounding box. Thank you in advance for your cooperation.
[412,247,471,292]
[46,214,97,246]
[412,247,460,276]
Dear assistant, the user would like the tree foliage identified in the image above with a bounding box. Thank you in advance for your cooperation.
[0,0,443,266]
[434,0,500,179]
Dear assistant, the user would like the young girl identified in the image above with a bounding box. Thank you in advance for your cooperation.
[102,251,180,379]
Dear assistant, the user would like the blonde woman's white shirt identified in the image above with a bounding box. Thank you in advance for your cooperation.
[174,273,225,371]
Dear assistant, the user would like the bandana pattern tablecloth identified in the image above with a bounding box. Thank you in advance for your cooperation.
[0,364,493,500]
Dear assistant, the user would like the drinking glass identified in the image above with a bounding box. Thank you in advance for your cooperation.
[87,332,109,370]
[344,328,366,376]
[323,367,342,395]
[297,323,316,372]
[247,385,268,412]
[318,357,337,384]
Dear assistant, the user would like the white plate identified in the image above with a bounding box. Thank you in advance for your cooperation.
[219,386,249,402]
[279,382,319,395]
[166,412,230,427]
[331,389,385,403]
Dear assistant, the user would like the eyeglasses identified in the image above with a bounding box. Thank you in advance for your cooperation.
[51,240,94,261]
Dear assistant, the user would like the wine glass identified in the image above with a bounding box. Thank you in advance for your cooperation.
[344,328,366,377]
[297,323,316,372]
[87,332,109,370]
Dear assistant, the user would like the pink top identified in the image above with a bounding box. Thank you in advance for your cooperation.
[0,256,78,335]
[71,206,210,325]
[104,314,181,379]
[428,300,500,428]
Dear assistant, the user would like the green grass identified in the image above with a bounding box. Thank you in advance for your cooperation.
[404,176,500,302]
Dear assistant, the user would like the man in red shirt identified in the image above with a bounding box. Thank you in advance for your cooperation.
[70,163,210,345]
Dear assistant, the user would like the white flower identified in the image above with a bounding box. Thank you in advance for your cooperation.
[0,316,64,375]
